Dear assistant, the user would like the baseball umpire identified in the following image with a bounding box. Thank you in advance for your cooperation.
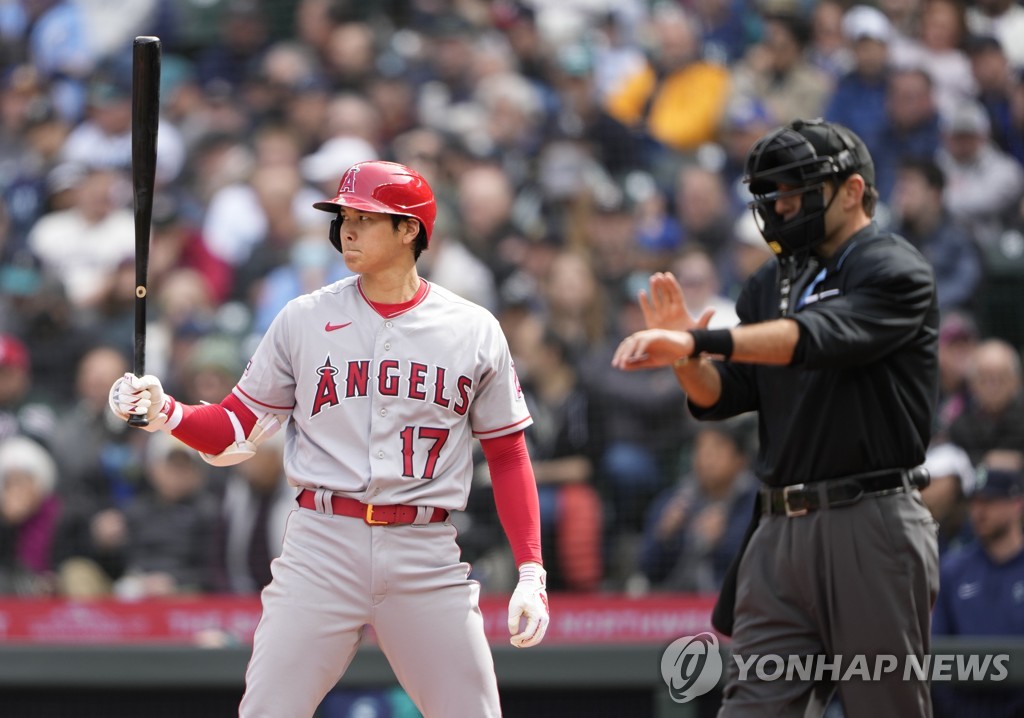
[109,160,549,717]
[613,119,940,717]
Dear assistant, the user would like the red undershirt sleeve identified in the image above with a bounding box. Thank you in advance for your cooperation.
[480,430,542,568]
[169,393,259,456]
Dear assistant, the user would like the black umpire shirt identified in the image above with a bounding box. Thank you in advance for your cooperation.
[690,221,939,488]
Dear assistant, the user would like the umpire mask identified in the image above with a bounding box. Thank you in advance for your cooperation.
[743,119,875,259]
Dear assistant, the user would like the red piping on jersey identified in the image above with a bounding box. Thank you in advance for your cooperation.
[232,386,294,412]
[472,415,532,438]
[480,430,542,568]
[358,277,431,318]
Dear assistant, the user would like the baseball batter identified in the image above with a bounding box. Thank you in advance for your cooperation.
[109,161,549,717]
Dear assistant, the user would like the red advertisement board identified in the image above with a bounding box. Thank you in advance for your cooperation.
[0,595,716,646]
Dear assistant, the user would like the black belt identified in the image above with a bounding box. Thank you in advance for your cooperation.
[762,467,930,517]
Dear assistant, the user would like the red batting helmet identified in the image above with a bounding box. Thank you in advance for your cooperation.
[313,160,437,249]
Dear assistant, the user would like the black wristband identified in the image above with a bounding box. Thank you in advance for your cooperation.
[689,328,734,359]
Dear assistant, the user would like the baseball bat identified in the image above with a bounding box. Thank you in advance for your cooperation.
[129,36,161,427]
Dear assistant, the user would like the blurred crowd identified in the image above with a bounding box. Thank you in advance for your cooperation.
[0,0,1022,617]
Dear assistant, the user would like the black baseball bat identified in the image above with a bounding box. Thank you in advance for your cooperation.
[129,36,161,427]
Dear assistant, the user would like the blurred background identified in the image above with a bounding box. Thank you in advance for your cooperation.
[0,0,1022,715]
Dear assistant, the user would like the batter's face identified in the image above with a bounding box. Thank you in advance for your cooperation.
[334,207,417,274]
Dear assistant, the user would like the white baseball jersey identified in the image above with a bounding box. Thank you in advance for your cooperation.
[233,276,531,510]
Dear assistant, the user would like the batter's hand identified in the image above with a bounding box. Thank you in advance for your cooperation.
[611,328,695,370]
[639,272,716,332]
[108,373,172,431]
[508,562,549,648]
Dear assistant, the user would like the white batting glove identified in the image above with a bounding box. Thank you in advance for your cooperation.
[508,562,549,648]
[108,373,176,432]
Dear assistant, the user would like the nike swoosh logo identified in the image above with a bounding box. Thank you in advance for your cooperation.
[325,322,352,332]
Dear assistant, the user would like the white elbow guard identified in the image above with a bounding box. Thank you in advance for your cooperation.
[200,410,284,467]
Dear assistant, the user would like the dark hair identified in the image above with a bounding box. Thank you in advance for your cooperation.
[899,157,946,192]
[766,13,812,49]
[390,215,429,259]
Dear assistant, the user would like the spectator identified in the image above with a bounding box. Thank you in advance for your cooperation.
[0,435,61,595]
[540,250,611,363]
[589,10,647,103]
[729,11,832,126]
[26,166,135,312]
[824,5,894,157]
[673,165,735,261]
[549,43,644,180]
[50,347,143,598]
[932,457,1024,718]
[453,162,526,289]
[935,310,980,437]
[2,272,91,409]
[669,246,740,329]
[874,67,942,202]
[250,229,353,334]
[604,4,731,163]
[965,0,1024,73]
[936,99,1024,249]
[0,0,94,122]
[62,69,186,186]
[808,0,854,81]
[113,433,217,598]
[966,35,1024,166]
[890,157,981,311]
[640,418,758,593]
[719,212,774,301]
[521,330,604,592]
[0,333,53,445]
[891,0,976,119]
[580,295,694,542]
[716,96,775,215]
[194,0,271,93]
[148,193,234,305]
[948,339,1024,465]
[416,210,498,313]
[209,432,290,594]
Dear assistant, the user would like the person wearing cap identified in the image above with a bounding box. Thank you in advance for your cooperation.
[823,5,894,156]
[932,454,1024,717]
[614,119,939,716]
[0,333,51,447]
[936,98,1024,248]
[935,310,981,435]
[966,35,1024,166]
[0,434,61,596]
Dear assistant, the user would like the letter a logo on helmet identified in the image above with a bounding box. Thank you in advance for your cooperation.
[313,160,437,247]
[338,165,359,195]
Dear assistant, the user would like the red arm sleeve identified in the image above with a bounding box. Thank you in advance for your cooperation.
[480,430,542,568]
[169,393,259,455]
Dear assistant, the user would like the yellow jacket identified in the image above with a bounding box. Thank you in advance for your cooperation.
[606,62,732,152]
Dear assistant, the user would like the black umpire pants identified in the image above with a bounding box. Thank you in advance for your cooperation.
[718,486,939,718]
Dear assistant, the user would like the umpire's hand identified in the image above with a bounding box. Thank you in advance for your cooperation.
[508,562,549,648]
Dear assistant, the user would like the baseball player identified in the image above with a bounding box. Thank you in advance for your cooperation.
[613,120,939,717]
[109,160,549,717]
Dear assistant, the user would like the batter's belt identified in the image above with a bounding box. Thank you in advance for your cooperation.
[296,488,449,525]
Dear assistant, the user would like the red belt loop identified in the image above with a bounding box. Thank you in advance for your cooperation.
[296,489,448,525]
